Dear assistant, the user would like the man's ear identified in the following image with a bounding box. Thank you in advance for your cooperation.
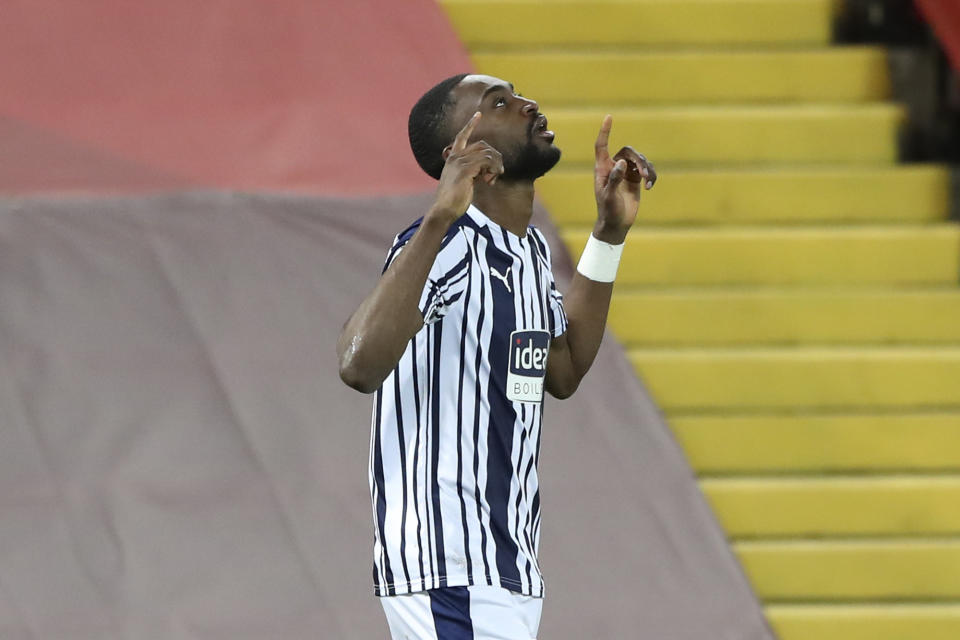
[441,145,453,161]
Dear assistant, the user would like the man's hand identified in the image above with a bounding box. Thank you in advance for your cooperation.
[593,114,656,244]
[430,112,505,226]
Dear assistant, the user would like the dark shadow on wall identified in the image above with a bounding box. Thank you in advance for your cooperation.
[0,191,774,639]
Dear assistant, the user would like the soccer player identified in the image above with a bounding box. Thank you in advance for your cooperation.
[337,73,656,639]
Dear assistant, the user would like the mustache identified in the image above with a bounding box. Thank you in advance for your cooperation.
[527,113,540,138]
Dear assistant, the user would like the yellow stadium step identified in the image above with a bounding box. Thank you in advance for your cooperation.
[561,225,960,286]
[628,347,960,413]
[703,476,960,538]
[442,0,833,48]
[472,48,890,105]
[738,539,960,600]
[767,603,960,640]
[547,105,903,166]
[445,0,960,629]
[608,288,960,346]
[671,413,960,474]
[538,165,949,226]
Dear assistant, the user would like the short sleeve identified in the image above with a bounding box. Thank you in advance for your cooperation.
[547,278,568,337]
[529,227,568,338]
[383,221,472,326]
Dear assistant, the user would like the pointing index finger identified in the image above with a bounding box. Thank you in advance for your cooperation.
[595,114,613,164]
[452,112,481,152]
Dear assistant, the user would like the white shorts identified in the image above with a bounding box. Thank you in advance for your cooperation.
[380,585,542,640]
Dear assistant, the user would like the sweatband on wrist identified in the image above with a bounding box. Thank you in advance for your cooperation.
[576,234,624,283]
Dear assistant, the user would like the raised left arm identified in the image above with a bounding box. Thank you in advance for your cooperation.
[545,115,656,399]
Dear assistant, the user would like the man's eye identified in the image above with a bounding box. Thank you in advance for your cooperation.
[495,97,507,107]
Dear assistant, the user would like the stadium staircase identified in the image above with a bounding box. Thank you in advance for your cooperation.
[441,0,960,638]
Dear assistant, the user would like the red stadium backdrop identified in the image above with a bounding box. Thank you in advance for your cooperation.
[0,0,458,195]
[0,2,774,638]
[916,0,960,73]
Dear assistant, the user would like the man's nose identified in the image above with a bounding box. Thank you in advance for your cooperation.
[521,98,539,115]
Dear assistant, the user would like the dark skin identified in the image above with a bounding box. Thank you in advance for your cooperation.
[338,74,656,396]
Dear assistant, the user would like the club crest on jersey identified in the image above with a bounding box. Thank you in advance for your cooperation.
[507,330,550,403]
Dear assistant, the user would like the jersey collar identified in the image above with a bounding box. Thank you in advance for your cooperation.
[464,204,491,229]
[465,204,529,239]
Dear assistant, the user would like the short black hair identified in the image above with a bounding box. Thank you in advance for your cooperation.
[408,73,469,180]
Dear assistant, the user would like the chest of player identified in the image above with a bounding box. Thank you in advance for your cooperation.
[477,238,553,404]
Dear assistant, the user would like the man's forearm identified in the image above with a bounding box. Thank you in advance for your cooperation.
[557,221,627,382]
[337,216,450,393]
[560,270,615,380]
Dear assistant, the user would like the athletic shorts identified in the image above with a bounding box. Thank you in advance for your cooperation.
[380,585,542,640]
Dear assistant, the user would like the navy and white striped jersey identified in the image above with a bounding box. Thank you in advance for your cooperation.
[369,204,568,598]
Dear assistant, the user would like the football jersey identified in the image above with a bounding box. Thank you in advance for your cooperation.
[369,204,567,597]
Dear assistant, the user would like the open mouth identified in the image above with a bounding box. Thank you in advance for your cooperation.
[533,114,555,142]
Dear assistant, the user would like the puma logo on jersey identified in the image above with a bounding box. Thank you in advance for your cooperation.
[490,266,512,292]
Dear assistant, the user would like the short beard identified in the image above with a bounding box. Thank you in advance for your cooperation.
[501,137,562,182]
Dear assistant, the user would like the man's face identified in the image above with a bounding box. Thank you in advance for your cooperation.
[446,74,561,181]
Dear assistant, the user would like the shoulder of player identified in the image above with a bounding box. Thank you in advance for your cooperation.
[525,224,546,244]
[525,225,553,263]
[389,215,474,271]
[390,211,479,249]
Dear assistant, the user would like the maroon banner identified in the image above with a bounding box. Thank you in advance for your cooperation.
[0,0,471,195]
[916,0,960,73]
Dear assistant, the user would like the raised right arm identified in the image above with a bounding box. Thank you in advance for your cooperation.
[337,112,503,393]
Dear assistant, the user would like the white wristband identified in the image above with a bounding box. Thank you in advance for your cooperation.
[576,234,624,283]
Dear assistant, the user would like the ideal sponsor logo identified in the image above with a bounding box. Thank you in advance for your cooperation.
[507,330,550,403]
